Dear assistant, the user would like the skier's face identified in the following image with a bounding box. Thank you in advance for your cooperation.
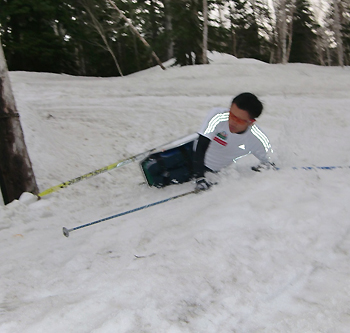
[228,103,255,133]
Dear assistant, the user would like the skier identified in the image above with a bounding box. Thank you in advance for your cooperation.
[193,92,275,190]
[141,92,275,190]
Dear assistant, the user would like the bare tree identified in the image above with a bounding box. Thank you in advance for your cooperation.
[107,0,166,70]
[273,0,296,63]
[0,40,38,204]
[79,0,124,76]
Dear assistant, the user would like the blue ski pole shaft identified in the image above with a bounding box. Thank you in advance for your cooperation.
[259,164,350,172]
[63,190,197,237]
[291,166,350,171]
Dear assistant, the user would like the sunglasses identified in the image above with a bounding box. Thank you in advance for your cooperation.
[229,113,256,126]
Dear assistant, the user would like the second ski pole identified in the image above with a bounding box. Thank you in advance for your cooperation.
[63,189,197,237]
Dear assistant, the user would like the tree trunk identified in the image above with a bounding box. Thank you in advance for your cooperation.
[316,26,326,66]
[286,1,296,62]
[0,40,38,204]
[281,0,288,64]
[333,0,344,67]
[163,0,174,60]
[202,0,209,64]
[107,0,166,70]
[229,3,237,57]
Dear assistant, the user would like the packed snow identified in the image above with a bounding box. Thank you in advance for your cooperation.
[1,52,350,332]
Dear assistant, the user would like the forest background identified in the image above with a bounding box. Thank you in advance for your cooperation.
[0,0,349,77]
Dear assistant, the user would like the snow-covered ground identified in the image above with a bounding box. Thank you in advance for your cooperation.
[1,52,350,332]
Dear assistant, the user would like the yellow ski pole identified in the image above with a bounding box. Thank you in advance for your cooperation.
[38,133,198,197]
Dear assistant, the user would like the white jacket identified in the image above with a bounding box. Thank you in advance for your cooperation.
[198,108,273,171]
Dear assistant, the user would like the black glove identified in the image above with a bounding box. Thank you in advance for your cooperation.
[195,177,212,192]
[252,162,277,172]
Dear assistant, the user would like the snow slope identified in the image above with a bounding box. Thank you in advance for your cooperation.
[1,52,350,332]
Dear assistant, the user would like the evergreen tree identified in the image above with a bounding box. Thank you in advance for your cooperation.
[325,0,350,66]
[251,0,274,63]
[341,1,350,65]
[1,0,337,76]
[0,0,161,76]
[206,1,231,54]
[0,0,75,73]
[289,0,319,64]
[228,0,267,60]
[130,0,169,64]
[170,0,204,65]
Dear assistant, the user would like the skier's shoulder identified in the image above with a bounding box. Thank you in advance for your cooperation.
[202,107,229,127]
[206,107,229,119]
[249,123,268,137]
[247,124,272,150]
[199,107,229,136]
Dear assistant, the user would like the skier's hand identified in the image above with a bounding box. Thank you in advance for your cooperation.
[195,177,212,192]
[251,162,277,172]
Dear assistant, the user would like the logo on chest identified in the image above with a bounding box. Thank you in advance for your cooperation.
[213,131,228,146]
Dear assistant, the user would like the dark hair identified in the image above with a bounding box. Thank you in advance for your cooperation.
[232,92,263,119]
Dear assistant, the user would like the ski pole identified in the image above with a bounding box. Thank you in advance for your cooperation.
[291,166,350,171]
[39,133,198,197]
[63,189,197,237]
[255,165,350,172]
[270,165,350,171]
[38,151,149,197]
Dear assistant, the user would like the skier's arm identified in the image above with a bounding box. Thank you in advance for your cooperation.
[193,134,210,178]
[250,135,276,171]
